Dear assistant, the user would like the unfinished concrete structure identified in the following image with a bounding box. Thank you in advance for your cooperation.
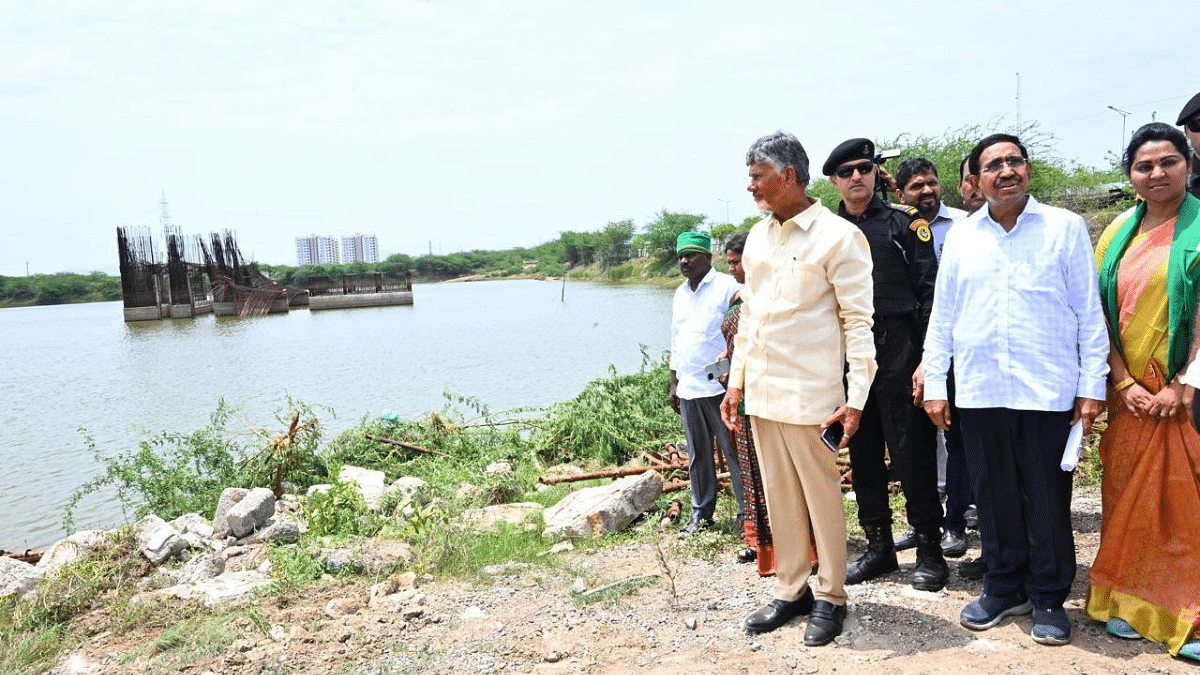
[117,226,411,321]
[307,272,413,310]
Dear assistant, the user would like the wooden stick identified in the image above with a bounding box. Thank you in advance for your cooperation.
[538,463,687,485]
[366,435,450,457]
[662,472,732,494]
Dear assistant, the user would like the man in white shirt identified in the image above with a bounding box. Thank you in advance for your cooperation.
[670,230,744,535]
[922,134,1108,647]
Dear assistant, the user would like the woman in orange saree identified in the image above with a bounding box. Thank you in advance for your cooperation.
[1089,122,1200,661]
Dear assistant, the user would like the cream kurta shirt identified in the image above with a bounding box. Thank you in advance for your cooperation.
[728,199,877,425]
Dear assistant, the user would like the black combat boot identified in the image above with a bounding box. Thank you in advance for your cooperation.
[912,529,950,591]
[846,523,899,584]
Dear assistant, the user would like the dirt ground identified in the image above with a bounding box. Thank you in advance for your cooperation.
[48,486,1197,675]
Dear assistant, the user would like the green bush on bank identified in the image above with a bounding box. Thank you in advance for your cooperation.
[64,399,329,532]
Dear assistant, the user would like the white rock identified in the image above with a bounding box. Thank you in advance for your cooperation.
[460,502,544,534]
[225,488,276,538]
[171,513,214,539]
[153,570,272,606]
[175,552,225,585]
[212,488,250,536]
[339,466,387,510]
[0,555,45,599]
[36,529,109,576]
[461,606,487,620]
[485,461,513,474]
[135,515,188,565]
[383,476,428,506]
[542,470,663,540]
[235,513,303,545]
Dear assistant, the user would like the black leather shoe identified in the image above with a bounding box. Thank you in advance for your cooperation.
[679,515,714,536]
[894,526,917,550]
[941,530,968,558]
[959,557,987,580]
[744,587,814,633]
[847,548,898,584]
[736,547,757,563]
[803,600,846,646]
[912,531,949,592]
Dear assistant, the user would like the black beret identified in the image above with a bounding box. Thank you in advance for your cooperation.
[822,138,875,176]
[1177,92,1200,125]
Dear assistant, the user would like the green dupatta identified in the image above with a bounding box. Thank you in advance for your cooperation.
[1097,193,1200,382]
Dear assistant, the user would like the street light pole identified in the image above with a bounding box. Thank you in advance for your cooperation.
[717,198,730,226]
[1107,105,1131,155]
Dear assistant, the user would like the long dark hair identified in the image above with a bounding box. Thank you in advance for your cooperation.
[1122,122,1189,176]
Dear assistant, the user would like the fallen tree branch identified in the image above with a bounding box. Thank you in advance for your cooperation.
[662,472,731,494]
[539,463,687,485]
[366,435,450,457]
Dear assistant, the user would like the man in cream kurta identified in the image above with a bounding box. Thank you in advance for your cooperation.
[723,131,876,647]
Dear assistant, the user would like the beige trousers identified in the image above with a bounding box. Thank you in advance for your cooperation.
[749,417,848,606]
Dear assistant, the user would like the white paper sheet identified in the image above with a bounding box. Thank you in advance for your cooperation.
[1060,420,1084,471]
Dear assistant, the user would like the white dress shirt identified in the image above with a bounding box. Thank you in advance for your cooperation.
[923,196,1109,410]
[928,202,968,263]
[670,266,740,400]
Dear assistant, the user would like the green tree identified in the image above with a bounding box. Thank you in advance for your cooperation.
[596,219,635,267]
[634,210,708,268]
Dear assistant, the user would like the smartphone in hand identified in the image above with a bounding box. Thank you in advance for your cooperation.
[820,421,844,452]
[704,357,731,381]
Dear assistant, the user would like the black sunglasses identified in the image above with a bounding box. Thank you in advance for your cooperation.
[834,161,875,179]
[1187,118,1200,133]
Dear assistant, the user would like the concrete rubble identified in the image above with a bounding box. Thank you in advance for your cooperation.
[542,469,663,540]
[3,464,662,608]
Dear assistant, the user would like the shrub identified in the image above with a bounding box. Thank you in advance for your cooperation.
[532,347,676,465]
[66,400,329,531]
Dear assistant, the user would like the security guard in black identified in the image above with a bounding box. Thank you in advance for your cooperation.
[838,196,937,333]
[823,136,946,592]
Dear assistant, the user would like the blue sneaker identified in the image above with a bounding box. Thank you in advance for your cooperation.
[1031,607,1072,645]
[1105,617,1141,640]
[1179,639,1200,662]
[960,593,1033,630]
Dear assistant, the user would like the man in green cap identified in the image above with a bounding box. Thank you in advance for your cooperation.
[670,230,745,534]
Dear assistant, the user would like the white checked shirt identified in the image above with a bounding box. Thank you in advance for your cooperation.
[928,202,968,263]
[923,196,1109,410]
[670,267,740,400]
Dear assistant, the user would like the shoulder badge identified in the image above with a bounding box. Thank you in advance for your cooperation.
[911,218,932,243]
[889,203,918,215]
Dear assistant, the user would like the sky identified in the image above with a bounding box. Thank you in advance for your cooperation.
[0,0,1194,276]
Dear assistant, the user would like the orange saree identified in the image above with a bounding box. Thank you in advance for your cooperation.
[1088,214,1200,656]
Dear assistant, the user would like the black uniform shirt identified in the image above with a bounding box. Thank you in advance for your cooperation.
[837,196,939,332]
[1189,154,1200,200]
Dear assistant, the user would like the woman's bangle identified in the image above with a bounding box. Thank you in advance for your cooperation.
[1113,376,1136,391]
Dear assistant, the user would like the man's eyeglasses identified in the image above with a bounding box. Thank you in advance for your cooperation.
[1186,118,1200,133]
[981,157,1028,174]
[834,161,875,179]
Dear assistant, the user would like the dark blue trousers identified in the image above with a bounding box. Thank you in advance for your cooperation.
[942,368,974,536]
[680,394,745,521]
[957,407,1075,610]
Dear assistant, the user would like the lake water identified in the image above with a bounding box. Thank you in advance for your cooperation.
[0,279,674,550]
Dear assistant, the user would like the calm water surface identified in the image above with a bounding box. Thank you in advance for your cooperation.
[0,280,673,549]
